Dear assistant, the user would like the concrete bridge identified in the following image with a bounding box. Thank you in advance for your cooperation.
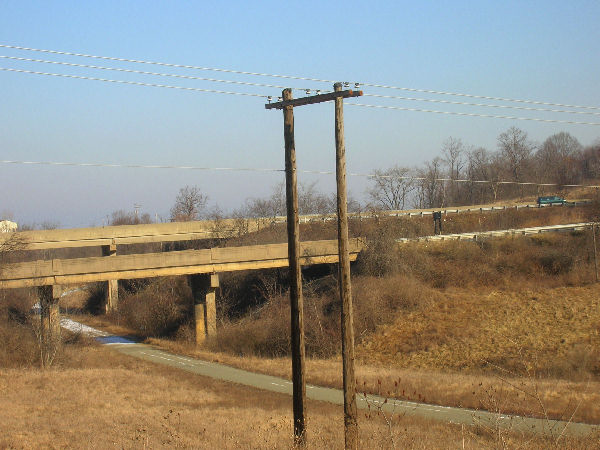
[0,200,590,347]
[0,221,363,344]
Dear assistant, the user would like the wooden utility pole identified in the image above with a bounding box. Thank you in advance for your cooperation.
[266,85,362,448]
[334,82,358,449]
[282,87,307,446]
[593,223,598,283]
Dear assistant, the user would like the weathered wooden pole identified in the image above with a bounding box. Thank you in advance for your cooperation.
[282,87,307,446]
[266,86,362,446]
[593,223,598,283]
[334,82,358,449]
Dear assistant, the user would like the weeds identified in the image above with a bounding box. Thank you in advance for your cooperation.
[472,336,596,448]
[118,277,192,338]
[359,377,415,449]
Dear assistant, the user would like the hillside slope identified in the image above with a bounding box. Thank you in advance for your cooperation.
[359,284,600,378]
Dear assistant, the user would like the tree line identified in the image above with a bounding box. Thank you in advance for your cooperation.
[104,127,600,226]
[370,127,600,210]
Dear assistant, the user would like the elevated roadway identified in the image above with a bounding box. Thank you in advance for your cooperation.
[0,200,587,251]
[0,238,363,289]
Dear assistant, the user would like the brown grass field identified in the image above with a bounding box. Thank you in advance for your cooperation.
[2,203,600,448]
[79,278,600,426]
[1,341,598,449]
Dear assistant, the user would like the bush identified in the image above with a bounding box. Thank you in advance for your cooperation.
[118,278,192,338]
[0,289,40,367]
[356,226,402,277]
[209,274,440,358]
[539,252,574,275]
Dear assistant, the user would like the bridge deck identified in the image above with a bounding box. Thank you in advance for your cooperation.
[0,201,587,251]
[0,239,364,289]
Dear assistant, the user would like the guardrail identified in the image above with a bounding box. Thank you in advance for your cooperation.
[0,200,590,251]
[297,200,590,222]
[396,222,594,244]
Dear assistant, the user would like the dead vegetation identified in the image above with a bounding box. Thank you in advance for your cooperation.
[2,200,600,446]
[0,342,597,449]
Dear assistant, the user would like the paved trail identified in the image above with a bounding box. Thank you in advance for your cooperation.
[62,318,598,437]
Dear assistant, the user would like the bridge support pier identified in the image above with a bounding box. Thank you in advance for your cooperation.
[188,273,219,345]
[102,243,118,313]
[37,285,62,366]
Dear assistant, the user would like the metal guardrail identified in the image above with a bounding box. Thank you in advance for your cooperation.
[396,222,594,244]
[1,200,590,251]
[291,200,590,223]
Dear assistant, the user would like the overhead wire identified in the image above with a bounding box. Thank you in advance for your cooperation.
[2,43,599,111]
[2,159,599,188]
[4,65,600,125]
[0,159,283,173]
[0,67,269,98]
[0,55,307,91]
[0,43,334,85]
[359,82,600,111]
[347,103,600,126]
[362,93,600,117]
[3,54,597,118]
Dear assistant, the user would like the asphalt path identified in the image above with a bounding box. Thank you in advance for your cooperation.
[61,318,599,438]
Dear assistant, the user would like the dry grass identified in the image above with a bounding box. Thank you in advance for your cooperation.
[74,309,600,426]
[5,202,596,447]
[390,232,595,289]
[0,288,41,368]
[0,342,596,449]
[71,229,600,425]
[215,203,595,248]
[140,335,600,426]
[359,285,600,376]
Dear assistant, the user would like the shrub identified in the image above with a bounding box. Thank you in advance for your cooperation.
[118,278,192,338]
[356,227,402,277]
[209,274,440,358]
[539,252,574,275]
[0,289,40,367]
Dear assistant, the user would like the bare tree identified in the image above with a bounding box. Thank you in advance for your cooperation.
[239,182,337,218]
[416,157,444,208]
[497,127,535,198]
[582,142,600,180]
[368,166,415,210]
[111,209,152,226]
[238,183,285,219]
[441,137,464,204]
[487,154,505,202]
[537,132,583,186]
[466,147,487,204]
[298,181,333,215]
[170,186,208,222]
[497,127,534,182]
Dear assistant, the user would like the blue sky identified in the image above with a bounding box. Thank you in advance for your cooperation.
[1,1,599,227]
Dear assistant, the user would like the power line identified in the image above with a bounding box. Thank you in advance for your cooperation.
[2,159,599,188]
[2,43,599,111]
[348,103,600,126]
[0,43,334,85]
[363,93,600,117]
[0,159,283,173]
[0,67,268,98]
[5,66,600,126]
[0,55,306,91]
[360,82,600,111]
